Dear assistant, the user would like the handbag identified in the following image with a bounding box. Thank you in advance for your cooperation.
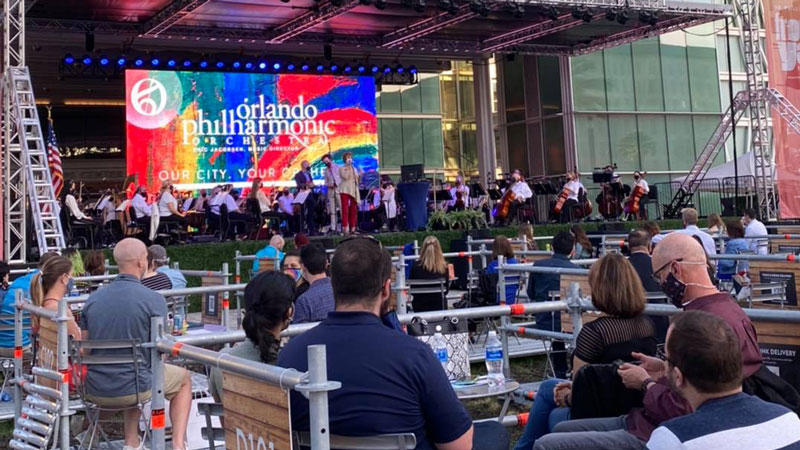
[407,316,471,381]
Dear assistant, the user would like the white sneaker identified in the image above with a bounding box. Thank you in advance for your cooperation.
[122,441,149,450]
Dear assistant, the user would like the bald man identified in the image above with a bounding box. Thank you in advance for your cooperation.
[81,238,192,449]
[532,233,797,450]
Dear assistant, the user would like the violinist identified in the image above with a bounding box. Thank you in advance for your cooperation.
[449,175,470,212]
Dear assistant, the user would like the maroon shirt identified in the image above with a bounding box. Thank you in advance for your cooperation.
[625,292,763,441]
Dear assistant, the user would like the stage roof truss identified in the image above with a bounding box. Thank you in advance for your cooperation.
[142,0,212,37]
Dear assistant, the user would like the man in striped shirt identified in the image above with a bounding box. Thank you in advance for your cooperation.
[646,311,800,450]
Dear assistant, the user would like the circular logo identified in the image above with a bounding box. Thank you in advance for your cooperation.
[130,78,167,116]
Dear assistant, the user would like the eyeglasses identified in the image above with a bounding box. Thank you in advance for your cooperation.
[651,258,682,284]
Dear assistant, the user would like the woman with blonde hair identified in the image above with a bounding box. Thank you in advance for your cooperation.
[706,212,725,236]
[30,255,82,340]
[518,223,539,250]
[409,236,449,312]
[248,178,271,214]
[513,252,658,450]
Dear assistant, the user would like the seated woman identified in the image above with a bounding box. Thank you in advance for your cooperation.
[518,223,539,251]
[513,253,657,450]
[719,219,750,278]
[409,236,450,312]
[30,255,82,342]
[485,236,520,304]
[158,181,187,226]
[570,224,593,259]
[210,271,295,402]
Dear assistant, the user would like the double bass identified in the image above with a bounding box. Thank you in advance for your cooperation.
[598,183,623,219]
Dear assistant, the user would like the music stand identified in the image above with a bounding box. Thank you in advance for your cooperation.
[545,181,559,195]
[429,190,452,202]
[470,183,486,197]
[497,179,509,190]
[592,170,612,184]
[488,189,503,201]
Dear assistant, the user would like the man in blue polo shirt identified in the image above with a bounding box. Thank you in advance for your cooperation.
[279,237,504,449]
[252,234,285,273]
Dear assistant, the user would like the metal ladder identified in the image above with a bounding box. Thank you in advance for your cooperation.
[5,67,66,254]
[9,369,63,450]
[663,90,750,218]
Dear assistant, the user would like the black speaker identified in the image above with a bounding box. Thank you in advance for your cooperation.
[449,239,471,290]
[598,222,627,233]
[309,236,335,249]
[466,228,491,240]
[85,31,94,52]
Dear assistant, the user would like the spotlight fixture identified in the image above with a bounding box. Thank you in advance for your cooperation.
[359,0,372,5]
[301,63,310,71]
[258,61,267,70]
[469,0,490,17]
[287,62,296,71]
[371,64,379,73]
[135,58,145,67]
[616,8,629,24]
[183,59,192,67]
[82,55,92,65]
[606,7,617,21]
[382,65,391,74]
[543,5,559,20]
[245,62,254,70]
[639,10,658,25]
[395,64,404,73]
[216,61,225,68]
[374,0,387,10]
[273,62,282,71]
[151,58,160,66]
[99,56,110,66]
[330,63,339,72]
[167,59,176,67]
[64,54,75,64]
[199,59,209,68]
[571,6,592,22]
[331,0,343,5]
[117,57,126,66]
[409,65,418,74]
[344,64,352,73]
[410,0,426,13]
[232,60,241,69]
[358,64,366,73]
[316,64,325,72]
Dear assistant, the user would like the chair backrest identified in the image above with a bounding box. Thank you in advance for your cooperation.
[294,431,417,450]
[197,401,225,450]
[406,278,447,295]
[258,257,279,273]
[71,338,147,405]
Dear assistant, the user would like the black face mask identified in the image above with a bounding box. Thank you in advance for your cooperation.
[634,176,640,180]
[660,272,687,308]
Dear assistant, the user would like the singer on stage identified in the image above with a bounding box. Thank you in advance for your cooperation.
[322,153,341,234]
[338,152,360,234]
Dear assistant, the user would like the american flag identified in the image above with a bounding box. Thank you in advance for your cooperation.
[47,118,63,198]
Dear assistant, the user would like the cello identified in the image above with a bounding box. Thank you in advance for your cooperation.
[624,171,648,217]
[492,186,516,220]
[552,172,573,215]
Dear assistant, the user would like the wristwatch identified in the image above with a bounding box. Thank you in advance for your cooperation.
[640,377,655,393]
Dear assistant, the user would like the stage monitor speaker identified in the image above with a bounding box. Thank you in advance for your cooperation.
[466,228,492,240]
[400,163,424,182]
[309,236,336,250]
[598,222,627,233]
[721,196,752,217]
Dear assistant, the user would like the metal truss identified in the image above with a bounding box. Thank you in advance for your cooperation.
[3,0,26,263]
[482,13,604,53]
[142,0,211,37]
[382,4,493,49]
[269,0,361,44]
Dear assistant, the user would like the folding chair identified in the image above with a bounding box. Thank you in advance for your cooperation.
[407,279,449,312]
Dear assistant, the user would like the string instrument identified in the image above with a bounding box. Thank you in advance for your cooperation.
[625,185,645,215]
[492,185,517,219]
[573,189,593,219]
[454,185,466,209]
[598,182,623,219]
[552,184,570,215]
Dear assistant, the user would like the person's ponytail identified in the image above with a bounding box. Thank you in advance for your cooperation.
[29,272,44,307]
[242,312,279,364]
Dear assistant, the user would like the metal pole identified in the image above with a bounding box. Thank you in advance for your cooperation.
[150,316,166,450]
[498,256,511,379]
[480,243,488,269]
[221,262,230,332]
[235,250,243,328]
[307,345,332,450]
[396,254,408,315]
[566,282,583,348]
[413,239,419,256]
[13,289,22,418]
[467,235,474,254]
[56,297,71,450]
[600,235,607,256]
[726,18,740,217]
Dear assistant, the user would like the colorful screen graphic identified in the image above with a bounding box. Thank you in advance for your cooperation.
[125,70,378,192]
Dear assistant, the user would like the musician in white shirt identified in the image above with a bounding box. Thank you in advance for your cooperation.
[558,171,585,223]
[322,154,341,233]
[277,188,295,234]
[131,186,152,225]
[497,169,533,226]
[157,181,186,225]
[449,176,470,211]
[630,171,650,220]
[381,180,398,231]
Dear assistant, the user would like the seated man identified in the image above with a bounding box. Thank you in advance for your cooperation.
[81,238,192,450]
[292,244,334,324]
[647,311,800,449]
[278,237,508,449]
[252,234,286,273]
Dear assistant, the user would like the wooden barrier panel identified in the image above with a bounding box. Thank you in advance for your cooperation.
[752,315,800,391]
[559,274,595,333]
[222,372,293,450]
[201,276,223,325]
[771,229,800,254]
[35,316,59,390]
[749,261,799,307]
[258,258,279,273]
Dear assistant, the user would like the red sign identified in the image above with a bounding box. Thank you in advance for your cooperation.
[765,0,800,218]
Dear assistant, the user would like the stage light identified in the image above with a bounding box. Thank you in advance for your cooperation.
[216,61,225,68]
[324,44,333,61]
[199,60,209,68]
[135,58,145,67]
[543,5,559,20]
[606,8,617,21]
[343,64,352,73]
[151,58,161,66]
[330,64,339,72]
[469,0,490,17]
[82,55,92,65]
[382,65,391,74]
[116,57,126,66]
[64,54,75,64]
[395,64,404,73]
[639,10,658,25]
[616,8,629,24]
[375,0,387,10]
[316,64,325,72]
[357,64,366,73]
[183,59,192,68]
[287,62,296,71]
[245,62,254,70]
[273,62,281,70]
[258,61,267,70]
[359,0,372,5]
[371,64,379,73]
[571,6,592,22]
[301,63,310,71]
[167,59,176,67]
[409,65,418,74]
[99,56,109,66]
[232,61,241,69]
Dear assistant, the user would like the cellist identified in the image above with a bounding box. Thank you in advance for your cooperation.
[557,171,585,223]
[626,171,650,220]
[497,169,532,225]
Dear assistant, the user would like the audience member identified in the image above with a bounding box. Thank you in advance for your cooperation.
[409,236,450,312]
[515,253,657,450]
[210,271,295,402]
[486,236,520,304]
[570,225,593,259]
[148,245,187,289]
[719,220,750,277]
[706,213,725,236]
[282,249,309,300]
[676,208,717,256]
[518,223,539,250]
[527,231,577,378]
[646,311,800,449]
[293,244,334,324]
[29,256,82,340]
[743,208,768,255]
[0,252,59,356]
[627,230,668,343]
[83,250,106,276]
[141,246,173,291]
[294,232,310,248]
[252,234,286,273]
[62,247,86,277]
[80,238,191,450]
[642,221,663,247]
[279,237,509,450]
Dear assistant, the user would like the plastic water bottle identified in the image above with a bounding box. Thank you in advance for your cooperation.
[431,326,449,377]
[1,390,13,402]
[485,331,505,390]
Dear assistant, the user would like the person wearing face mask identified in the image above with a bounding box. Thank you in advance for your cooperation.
[530,232,799,450]
[131,185,152,225]
[338,152,360,234]
[209,271,295,402]
[282,249,310,300]
[81,238,192,450]
[626,171,649,221]
[30,255,82,341]
[292,244,334,324]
